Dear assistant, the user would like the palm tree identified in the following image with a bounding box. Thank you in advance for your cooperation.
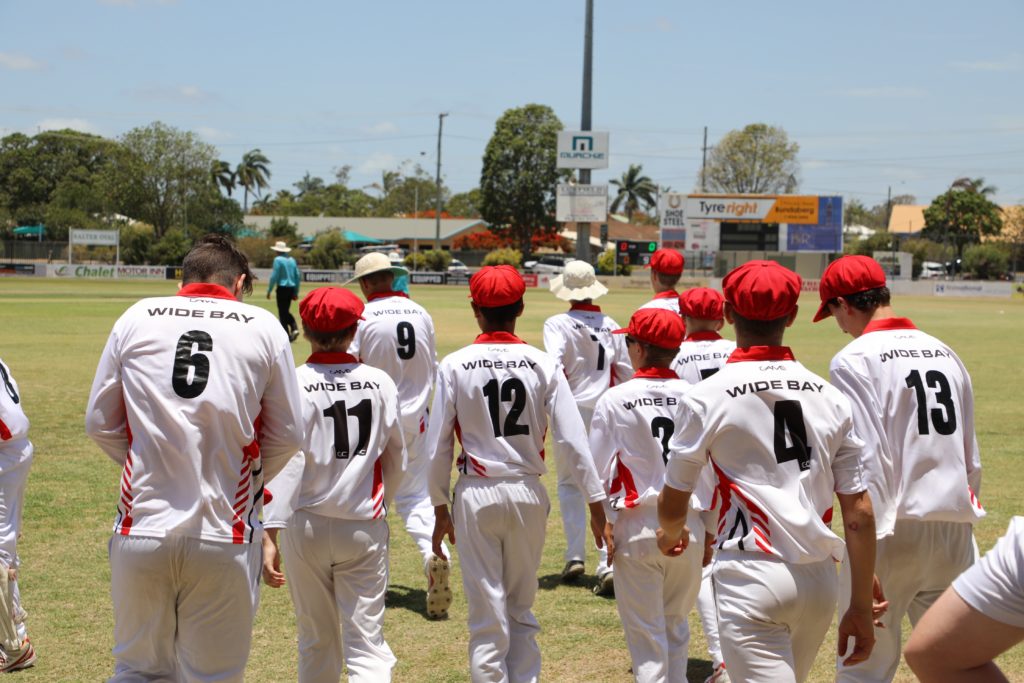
[210,160,236,196]
[236,149,272,212]
[952,177,997,196]
[610,164,657,223]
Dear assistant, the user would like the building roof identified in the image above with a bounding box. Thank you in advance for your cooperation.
[888,205,927,235]
[243,215,487,242]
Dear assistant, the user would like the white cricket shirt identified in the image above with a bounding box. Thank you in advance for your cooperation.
[671,331,737,385]
[85,283,305,544]
[542,303,633,409]
[829,317,984,537]
[349,291,437,436]
[639,291,681,315]
[0,358,32,466]
[264,352,406,525]
[665,346,866,564]
[426,332,605,506]
[954,516,1024,628]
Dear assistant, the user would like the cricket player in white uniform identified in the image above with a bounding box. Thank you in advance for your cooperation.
[670,287,736,683]
[814,255,985,683]
[658,260,878,683]
[427,266,611,683]
[85,235,305,683]
[543,260,631,594]
[347,252,451,618]
[590,307,715,682]
[639,248,684,315]
[907,517,1024,682]
[263,287,406,683]
[0,358,35,673]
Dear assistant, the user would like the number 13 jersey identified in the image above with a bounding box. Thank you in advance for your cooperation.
[828,318,984,537]
[664,346,866,564]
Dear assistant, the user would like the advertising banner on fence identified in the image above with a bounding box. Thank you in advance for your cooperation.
[556,184,607,222]
[557,131,609,169]
[49,264,168,279]
[0,263,39,277]
[934,281,1012,298]
[303,269,355,284]
[683,195,821,224]
[70,229,119,246]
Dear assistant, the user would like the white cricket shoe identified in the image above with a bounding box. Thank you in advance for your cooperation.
[704,663,730,683]
[426,554,452,620]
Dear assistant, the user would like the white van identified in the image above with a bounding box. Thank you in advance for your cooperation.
[920,261,945,279]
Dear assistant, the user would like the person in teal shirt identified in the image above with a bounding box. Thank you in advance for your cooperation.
[267,240,301,341]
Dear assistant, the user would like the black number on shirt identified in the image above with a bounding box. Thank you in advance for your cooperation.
[322,398,372,459]
[172,331,213,399]
[482,378,531,437]
[650,417,674,464]
[773,400,811,471]
[396,322,416,360]
[0,363,19,404]
[699,367,720,381]
[588,334,606,371]
[905,369,957,436]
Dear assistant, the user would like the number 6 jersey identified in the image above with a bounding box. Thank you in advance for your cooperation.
[85,283,305,544]
[828,317,984,538]
[664,346,866,564]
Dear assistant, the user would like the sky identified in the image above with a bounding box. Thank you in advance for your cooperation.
[2,0,1023,213]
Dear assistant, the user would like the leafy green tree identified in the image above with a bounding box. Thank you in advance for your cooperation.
[236,149,272,212]
[596,248,629,275]
[447,188,483,218]
[235,236,277,268]
[700,123,799,194]
[119,223,155,265]
[963,243,1010,279]
[482,248,522,267]
[149,227,194,265]
[306,230,353,269]
[422,249,452,271]
[268,216,299,242]
[293,172,325,197]
[610,164,656,223]
[844,231,896,256]
[922,178,1003,257]
[479,104,567,259]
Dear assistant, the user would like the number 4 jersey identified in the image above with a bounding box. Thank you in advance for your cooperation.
[85,283,305,544]
[664,346,866,564]
[829,318,983,537]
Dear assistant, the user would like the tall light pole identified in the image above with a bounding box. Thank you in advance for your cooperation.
[435,112,448,251]
[575,0,594,262]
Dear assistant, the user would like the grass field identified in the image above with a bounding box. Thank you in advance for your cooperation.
[0,276,1022,682]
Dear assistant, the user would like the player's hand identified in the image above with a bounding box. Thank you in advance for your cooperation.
[655,526,689,557]
[292,295,297,301]
[603,522,615,566]
[588,501,608,550]
[702,532,715,567]
[266,292,271,300]
[872,574,889,627]
[432,504,455,560]
[837,606,876,666]
[261,532,286,588]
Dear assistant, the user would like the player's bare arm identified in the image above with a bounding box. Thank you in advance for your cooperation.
[836,489,877,666]
[261,528,285,588]
[587,501,608,551]
[432,504,455,560]
[655,484,691,556]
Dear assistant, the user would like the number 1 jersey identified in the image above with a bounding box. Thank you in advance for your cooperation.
[542,305,632,409]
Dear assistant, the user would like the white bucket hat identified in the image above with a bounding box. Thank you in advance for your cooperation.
[270,240,292,253]
[347,252,409,284]
[549,260,608,301]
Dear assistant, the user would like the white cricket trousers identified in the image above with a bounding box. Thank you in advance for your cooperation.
[280,509,396,683]
[714,551,837,683]
[696,561,723,669]
[394,425,449,569]
[552,406,609,576]
[835,518,976,683]
[613,513,704,683]
[108,534,260,683]
[0,456,30,640]
[454,475,549,683]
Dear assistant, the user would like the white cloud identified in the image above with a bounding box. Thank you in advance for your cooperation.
[197,126,231,142]
[832,86,927,99]
[177,85,207,100]
[950,54,1024,72]
[359,152,398,174]
[363,121,399,135]
[0,53,44,71]
[36,118,102,135]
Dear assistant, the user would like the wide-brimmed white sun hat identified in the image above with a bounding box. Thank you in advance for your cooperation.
[347,252,409,284]
[549,260,608,301]
[270,240,292,253]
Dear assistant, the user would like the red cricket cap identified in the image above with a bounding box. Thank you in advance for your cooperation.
[645,248,684,275]
[813,255,887,322]
[722,260,802,321]
[613,307,685,349]
[470,265,526,307]
[679,287,725,321]
[299,287,365,332]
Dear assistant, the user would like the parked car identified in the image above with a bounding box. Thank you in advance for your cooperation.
[920,261,945,279]
[448,259,469,274]
[523,254,577,274]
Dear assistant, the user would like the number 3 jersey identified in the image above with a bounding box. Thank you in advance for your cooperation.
[85,283,305,544]
[426,332,605,507]
[542,304,632,409]
[829,318,983,537]
[349,293,436,436]
[664,346,866,564]
[0,358,32,465]
[264,353,406,525]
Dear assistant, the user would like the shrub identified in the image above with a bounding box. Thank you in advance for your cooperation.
[482,248,522,267]
[306,230,353,270]
[596,249,629,275]
[963,243,1010,280]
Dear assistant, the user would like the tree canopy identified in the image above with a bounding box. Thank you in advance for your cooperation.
[922,178,1003,256]
[479,103,567,259]
[610,164,656,223]
[700,123,800,194]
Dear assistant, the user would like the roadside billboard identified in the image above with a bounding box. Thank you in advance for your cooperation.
[556,184,607,222]
[557,131,609,169]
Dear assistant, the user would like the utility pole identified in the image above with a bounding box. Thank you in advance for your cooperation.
[435,112,448,251]
[701,126,709,192]
[575,0,594,263]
